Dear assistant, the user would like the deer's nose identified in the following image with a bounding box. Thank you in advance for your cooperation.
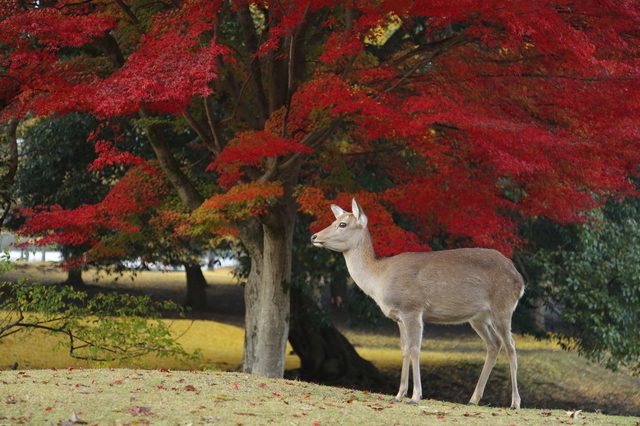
[310,234,317,243]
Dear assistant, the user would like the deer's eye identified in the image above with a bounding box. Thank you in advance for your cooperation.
[338,222,347,228]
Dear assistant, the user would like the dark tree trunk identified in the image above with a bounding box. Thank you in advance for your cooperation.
[64,268,84,287]
[288,290,391,393]
[184,264,208,311]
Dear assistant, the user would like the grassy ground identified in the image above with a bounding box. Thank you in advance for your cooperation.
[1,369,638,426]
[1,262,639,422]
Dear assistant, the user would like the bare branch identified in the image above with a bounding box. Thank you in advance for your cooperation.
[114,0,140,25]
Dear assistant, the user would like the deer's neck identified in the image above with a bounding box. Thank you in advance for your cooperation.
[342,229,384,299]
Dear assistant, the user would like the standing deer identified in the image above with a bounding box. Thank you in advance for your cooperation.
[310,198,523,409]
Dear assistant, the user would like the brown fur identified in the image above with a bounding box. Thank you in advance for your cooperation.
[311,199,523,409]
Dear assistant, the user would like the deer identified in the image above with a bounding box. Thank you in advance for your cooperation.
[310,198,524,409]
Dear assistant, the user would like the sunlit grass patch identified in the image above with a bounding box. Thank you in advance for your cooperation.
[0,317,300,371]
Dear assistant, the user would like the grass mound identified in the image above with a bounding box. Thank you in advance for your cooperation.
[1,369,638,426]
[1,262,639,418]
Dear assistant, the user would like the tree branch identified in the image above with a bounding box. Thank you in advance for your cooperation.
[381,31,469,97]
[237,3,269,126]
[139,108,205,211]
[114,0,140,25]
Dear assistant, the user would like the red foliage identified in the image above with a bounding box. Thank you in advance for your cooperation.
[4,0,640,258]
[16,163,169,265]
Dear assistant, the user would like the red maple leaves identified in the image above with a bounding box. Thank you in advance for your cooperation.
[4,0,640,259]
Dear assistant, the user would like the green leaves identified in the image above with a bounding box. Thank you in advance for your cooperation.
[533,201,640,373]
[0,278,199,366]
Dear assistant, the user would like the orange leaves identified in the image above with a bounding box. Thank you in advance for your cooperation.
[184,182,285,235]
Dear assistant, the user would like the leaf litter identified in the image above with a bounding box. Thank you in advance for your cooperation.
[0,368,638,425]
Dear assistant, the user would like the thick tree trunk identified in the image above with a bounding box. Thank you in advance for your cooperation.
[252,224,291,377]
[64,268,84,287]
[241,221,293,378]
[184,264,208,311]
[239,218,263,374]
[240,192,296,378]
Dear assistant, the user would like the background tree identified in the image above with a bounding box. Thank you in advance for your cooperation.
[0,119,18,221]
[2,0,639,380]
[519,195,640,372]
[13,113,117,285]
[14,113,218,309]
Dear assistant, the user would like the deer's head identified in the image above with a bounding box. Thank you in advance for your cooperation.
[310,198,368,253]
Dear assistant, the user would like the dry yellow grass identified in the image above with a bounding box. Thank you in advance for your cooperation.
[0,318,300,371]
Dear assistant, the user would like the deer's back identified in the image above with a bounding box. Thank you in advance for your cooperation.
[378,248,524,324]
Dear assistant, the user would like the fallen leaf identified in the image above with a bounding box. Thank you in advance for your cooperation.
[184,385,196,391]
[130,406,152,416]
[566,410,582,419]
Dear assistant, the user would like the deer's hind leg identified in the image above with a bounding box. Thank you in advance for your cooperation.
[468,315,502,406]
[493,317,521,409]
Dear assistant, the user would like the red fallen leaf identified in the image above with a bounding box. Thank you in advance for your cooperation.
[130,406,152,416]
[45,407,54,411]
[259,383,267,387]
[231,383,239,389]
[272,392,281,396]
[184,385,196,391]
[158,369,170,373]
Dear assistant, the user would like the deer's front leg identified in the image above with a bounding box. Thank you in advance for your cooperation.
[404,314,424,405]
[391,320,409,402]
[392,315,423,404]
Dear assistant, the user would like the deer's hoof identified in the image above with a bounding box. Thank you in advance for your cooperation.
[407,400,419,405]
[390,398,402,403]
[467,402,478,406]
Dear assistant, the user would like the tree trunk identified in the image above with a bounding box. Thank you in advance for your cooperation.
[64,268,84,287]
[288,290,391,393]
[184,263,208,311]
[240,195,296,378]
[531,295,546,333]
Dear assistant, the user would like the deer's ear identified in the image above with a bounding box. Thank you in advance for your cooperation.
[330,204,346,219]
[352,198,368,227]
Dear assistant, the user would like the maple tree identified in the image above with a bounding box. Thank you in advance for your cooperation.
[2,0,640,380]
[13,113,215,309]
